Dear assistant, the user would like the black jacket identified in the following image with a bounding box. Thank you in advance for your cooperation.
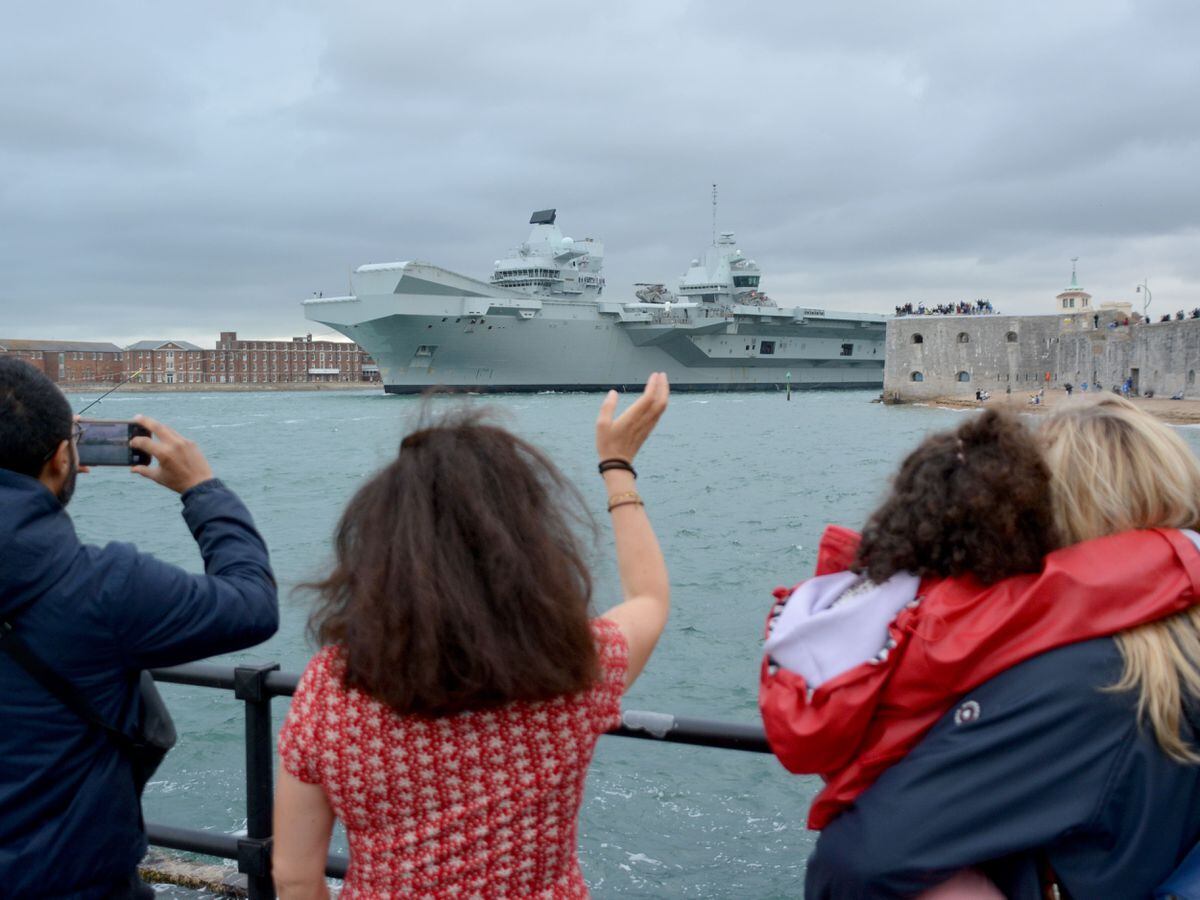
[0,471,278,898]
[806,638,1200,899]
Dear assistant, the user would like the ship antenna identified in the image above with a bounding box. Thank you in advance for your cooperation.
[711,183,718,247]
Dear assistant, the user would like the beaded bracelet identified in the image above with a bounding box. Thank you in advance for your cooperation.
[598,458,637,479]
[606,490,644,513]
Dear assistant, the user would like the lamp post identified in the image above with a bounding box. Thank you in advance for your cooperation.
[1137,280,1152,320]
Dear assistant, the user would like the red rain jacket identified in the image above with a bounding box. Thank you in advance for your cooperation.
[759,525,1200,830]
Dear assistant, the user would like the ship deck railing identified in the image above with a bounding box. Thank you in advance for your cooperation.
[145,661,771,900]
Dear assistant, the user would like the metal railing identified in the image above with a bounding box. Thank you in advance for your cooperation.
[146,662,771,900]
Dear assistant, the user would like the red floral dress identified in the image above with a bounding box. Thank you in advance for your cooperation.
[278,619,628,898]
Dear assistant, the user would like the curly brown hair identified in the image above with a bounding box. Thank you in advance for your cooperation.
[853,409,1060,585]
[306,408,600,717]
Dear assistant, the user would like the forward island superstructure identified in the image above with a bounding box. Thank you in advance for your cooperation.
[303,209,885,393]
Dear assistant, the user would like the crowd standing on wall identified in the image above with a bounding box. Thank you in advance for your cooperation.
[894,299,996,316]
[1159,309,1200,322]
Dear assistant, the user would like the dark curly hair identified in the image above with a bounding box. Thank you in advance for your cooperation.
[305,407,599,717]
[853,409,1060,585]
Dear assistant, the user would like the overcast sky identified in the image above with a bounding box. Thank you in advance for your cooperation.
[3,1,1199,347]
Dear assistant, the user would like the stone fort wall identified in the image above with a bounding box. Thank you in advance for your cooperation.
[885,311,1200,399]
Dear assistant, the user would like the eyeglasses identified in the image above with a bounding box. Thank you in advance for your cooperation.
[42,423,83,464]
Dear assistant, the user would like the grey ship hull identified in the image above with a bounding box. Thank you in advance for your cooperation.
[305,262,884,393]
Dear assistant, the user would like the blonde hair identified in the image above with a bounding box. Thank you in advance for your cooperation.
[1041,396,1200,762]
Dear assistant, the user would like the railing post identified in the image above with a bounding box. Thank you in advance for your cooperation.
[234,662,280,900]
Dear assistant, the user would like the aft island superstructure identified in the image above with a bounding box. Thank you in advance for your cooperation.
[303,209,885,393]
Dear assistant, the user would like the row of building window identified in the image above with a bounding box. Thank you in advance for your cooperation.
[61,349,361,362]
[60,352,124,361]
[910,372,971,382]
[911,332,1020,345]
[219,342,351,350]
[148,373,363,384]
[493,269,559,281]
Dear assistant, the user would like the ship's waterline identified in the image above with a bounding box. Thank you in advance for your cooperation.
[304,211,886,393]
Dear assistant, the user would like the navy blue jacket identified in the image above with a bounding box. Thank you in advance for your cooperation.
[0,470,278,899]
[805,638,1200,899]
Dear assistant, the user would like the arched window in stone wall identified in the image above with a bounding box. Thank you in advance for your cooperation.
[911,371,924,382]
[1190,370,1196,386]
[1006,331,1018,343]
[957,371,971,383]
[957,332,970,343]
[912,333,924,344]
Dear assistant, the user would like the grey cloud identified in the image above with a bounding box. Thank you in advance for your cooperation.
[3,0,1200,348]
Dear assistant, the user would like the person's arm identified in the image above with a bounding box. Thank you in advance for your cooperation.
[105,415,278,668]
[597,373,670,689]
[759,527,897,775]
[760,653,892,776]
[272,769,335,900]
[913,528,1200,700]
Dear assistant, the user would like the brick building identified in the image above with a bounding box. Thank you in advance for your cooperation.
[1,333,379,386]
[126,340,206,385]
[0,339,125,385]
[207,332,378,384]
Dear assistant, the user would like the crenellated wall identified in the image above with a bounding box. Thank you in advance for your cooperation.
[884,312,1200,399]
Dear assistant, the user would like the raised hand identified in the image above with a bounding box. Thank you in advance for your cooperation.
[595,372,671,690]
[129,414,215,494]
[595,372,670,463]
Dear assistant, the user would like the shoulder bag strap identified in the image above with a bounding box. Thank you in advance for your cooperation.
[0,618,142,752]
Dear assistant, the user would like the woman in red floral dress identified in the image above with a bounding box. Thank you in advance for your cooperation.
[273,374,672,899]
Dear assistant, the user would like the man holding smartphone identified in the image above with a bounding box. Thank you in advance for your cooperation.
[0,357,279,898]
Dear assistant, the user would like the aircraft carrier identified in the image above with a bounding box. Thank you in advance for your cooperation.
[302,209,885,393]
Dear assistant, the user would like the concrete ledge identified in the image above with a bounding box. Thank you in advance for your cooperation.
[139,850,246,897]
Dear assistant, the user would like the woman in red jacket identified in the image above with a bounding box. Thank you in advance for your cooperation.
[759,407,1200,834]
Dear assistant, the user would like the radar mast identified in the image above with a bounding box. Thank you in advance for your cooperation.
[711,183,718,247]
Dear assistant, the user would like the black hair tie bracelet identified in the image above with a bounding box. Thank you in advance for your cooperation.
[598,458,637,479]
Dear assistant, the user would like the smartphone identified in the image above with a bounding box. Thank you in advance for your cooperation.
[77,419,152,467]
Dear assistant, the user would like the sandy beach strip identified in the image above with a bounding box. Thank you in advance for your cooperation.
[911,391,1200,425]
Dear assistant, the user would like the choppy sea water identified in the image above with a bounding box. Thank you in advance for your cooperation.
[61,389,1200,897]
